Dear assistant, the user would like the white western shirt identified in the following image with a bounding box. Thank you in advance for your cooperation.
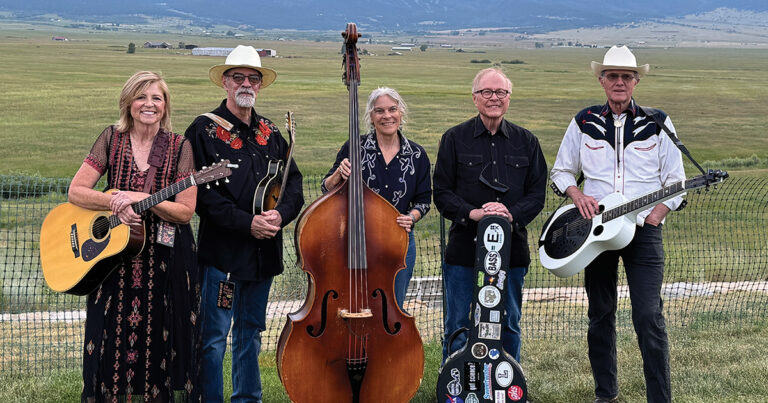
[550,101,686,226]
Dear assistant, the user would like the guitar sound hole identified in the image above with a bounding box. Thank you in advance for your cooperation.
[92,216,110,240]
[593,225,603,236]
[543,208,591,259]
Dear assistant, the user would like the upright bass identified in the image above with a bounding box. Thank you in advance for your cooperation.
[276,23,424,402]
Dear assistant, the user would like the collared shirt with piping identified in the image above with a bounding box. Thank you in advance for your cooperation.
[550,99,686,226]
[433,114,548,268]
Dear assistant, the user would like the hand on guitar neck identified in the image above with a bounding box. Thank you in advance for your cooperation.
[108,190,147,226]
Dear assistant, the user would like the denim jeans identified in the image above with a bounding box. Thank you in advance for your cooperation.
[442,262,527,363]
[585,224,670,403]
[394,231,416,311]
[199,265,273,403]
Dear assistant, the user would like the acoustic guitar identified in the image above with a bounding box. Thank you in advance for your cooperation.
[40,160,235,295]
[539,169,728,278]
[252,111,296,214]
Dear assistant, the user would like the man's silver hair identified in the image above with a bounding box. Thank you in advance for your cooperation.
[471,67,513,93]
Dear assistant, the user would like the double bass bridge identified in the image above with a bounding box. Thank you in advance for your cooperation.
[338,308,372,319]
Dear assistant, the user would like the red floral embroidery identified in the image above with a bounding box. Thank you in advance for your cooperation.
[231,138,243,149]
[259,120,271,136]
[256,120,272,146]
[216,126,231,142]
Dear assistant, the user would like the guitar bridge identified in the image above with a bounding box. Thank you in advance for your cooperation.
[69,224,80,258]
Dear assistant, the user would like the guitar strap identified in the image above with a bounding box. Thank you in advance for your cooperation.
[143,130,170,193]
[200,112,234,131]
[640,106,706,176]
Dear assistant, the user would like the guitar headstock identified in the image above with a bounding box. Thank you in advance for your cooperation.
[285,111,296,142]
[193,159,237,187]
[685,169,729,190]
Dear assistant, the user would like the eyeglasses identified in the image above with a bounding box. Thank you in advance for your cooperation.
[225,73,262,85]
[473,89,510,99]
[603,73,636,83]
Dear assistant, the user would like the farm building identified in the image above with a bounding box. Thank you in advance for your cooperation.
[144,41,172,48]
[192,47,277,57]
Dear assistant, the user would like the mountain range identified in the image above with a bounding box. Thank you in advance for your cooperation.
[1,0,767,32]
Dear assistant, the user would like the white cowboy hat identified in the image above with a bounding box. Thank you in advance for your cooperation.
[590,45,649,77]
[208,45,277,88]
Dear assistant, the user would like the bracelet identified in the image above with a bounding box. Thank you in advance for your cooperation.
[408,212,417,223]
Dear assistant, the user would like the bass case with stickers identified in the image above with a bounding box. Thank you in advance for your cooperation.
[436,216,528,403]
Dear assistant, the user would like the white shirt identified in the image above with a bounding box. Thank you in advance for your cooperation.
[550,102,686,226]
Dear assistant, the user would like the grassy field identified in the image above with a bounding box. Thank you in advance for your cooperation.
[1,22,767,402]
[1,319,767,402]
[1,24,767,178]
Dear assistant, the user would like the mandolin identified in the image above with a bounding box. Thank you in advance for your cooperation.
[40,160,235,295]
[252,111,296,214]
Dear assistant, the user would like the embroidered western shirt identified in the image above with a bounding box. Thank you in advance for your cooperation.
[322,131,432,218]
[550,99,686,226]
[185,100,304,281]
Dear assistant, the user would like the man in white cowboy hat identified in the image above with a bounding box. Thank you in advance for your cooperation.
[550,45,685,403]
[185,45,304,402]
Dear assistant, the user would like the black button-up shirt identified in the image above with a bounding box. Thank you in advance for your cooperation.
[185,100,304,280]
[322,131,432,218]
[433,115,547,267]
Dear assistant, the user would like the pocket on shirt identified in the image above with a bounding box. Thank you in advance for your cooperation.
[503,155,529,192]
[457,153,483,184]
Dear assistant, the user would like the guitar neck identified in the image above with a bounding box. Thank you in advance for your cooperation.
[603,181,685,223]
[108,176,194,228]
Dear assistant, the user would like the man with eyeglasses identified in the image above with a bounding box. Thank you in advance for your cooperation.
[185,45,304,403]
[550,45,685,403]
[433,67,547,365]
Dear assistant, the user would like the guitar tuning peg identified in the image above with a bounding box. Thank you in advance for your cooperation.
[202,165,207,170]
[224,178,230,183]
[215,180,220,186]
[206,184,211,189]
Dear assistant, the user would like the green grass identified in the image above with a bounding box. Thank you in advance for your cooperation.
[1,21,768,402]
[1,25,767,178]
[2,318,767,402]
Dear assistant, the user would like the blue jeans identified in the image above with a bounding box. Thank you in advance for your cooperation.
[394,231,416,311]
[199,265,273,403]
[442,263,527,363]
[585,224,670,403]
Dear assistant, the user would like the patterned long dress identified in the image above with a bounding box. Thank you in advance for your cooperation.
[81,126,201,402]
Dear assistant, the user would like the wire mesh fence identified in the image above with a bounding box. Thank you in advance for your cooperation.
[0,173,766,375]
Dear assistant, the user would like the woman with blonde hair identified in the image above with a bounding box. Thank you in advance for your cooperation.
[69,71,200,402]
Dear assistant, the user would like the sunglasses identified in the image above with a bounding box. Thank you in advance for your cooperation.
[225,73,262,85]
